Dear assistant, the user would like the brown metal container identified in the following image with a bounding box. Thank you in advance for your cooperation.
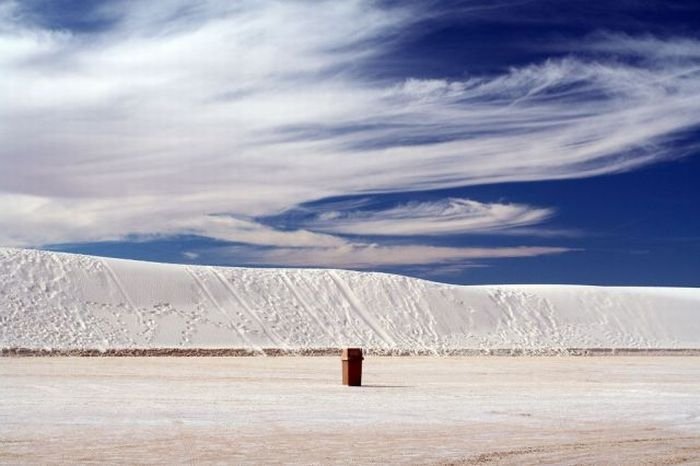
[341,347,363,386]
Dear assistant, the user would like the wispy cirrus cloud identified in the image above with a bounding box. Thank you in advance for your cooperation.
[580,32,700,61]
[216,244,571,269]
[1,1,700,269]
[289,198,553,236]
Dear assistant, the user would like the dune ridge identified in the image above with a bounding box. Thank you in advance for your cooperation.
[1,248,698,352]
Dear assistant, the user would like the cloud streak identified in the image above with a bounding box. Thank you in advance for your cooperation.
[2,1,700,268]
[295,198,553,236]
[218,244,571,269]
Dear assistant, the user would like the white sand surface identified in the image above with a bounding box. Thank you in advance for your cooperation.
[1,248,699,351]
[1,357,699,464]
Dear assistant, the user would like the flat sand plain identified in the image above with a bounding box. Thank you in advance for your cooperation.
[1,357,699,465]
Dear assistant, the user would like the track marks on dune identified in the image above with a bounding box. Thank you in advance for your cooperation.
[489,288,567,350]
[2,248,699,351]
[100,259,147,337]
[279,271,338,346]
[185,266,262,353]
[100,260,137,312]
[210,267,285,348]
[329,271,398,348]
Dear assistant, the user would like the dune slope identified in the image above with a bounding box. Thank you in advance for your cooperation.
[1,248,698,352]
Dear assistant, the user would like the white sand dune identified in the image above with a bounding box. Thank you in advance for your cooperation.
[0,247,698,352]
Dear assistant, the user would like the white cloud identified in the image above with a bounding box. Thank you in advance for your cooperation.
[219,244,571,269]
[182,251,199,260]
[0,193,345,248]
[186,216,347,248]
[581,32,700,61]
[0,193,568,268]
[1,2,699,267]
[300,198,553,236]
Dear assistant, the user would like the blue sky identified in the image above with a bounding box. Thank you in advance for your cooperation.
[1,0,699,285]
